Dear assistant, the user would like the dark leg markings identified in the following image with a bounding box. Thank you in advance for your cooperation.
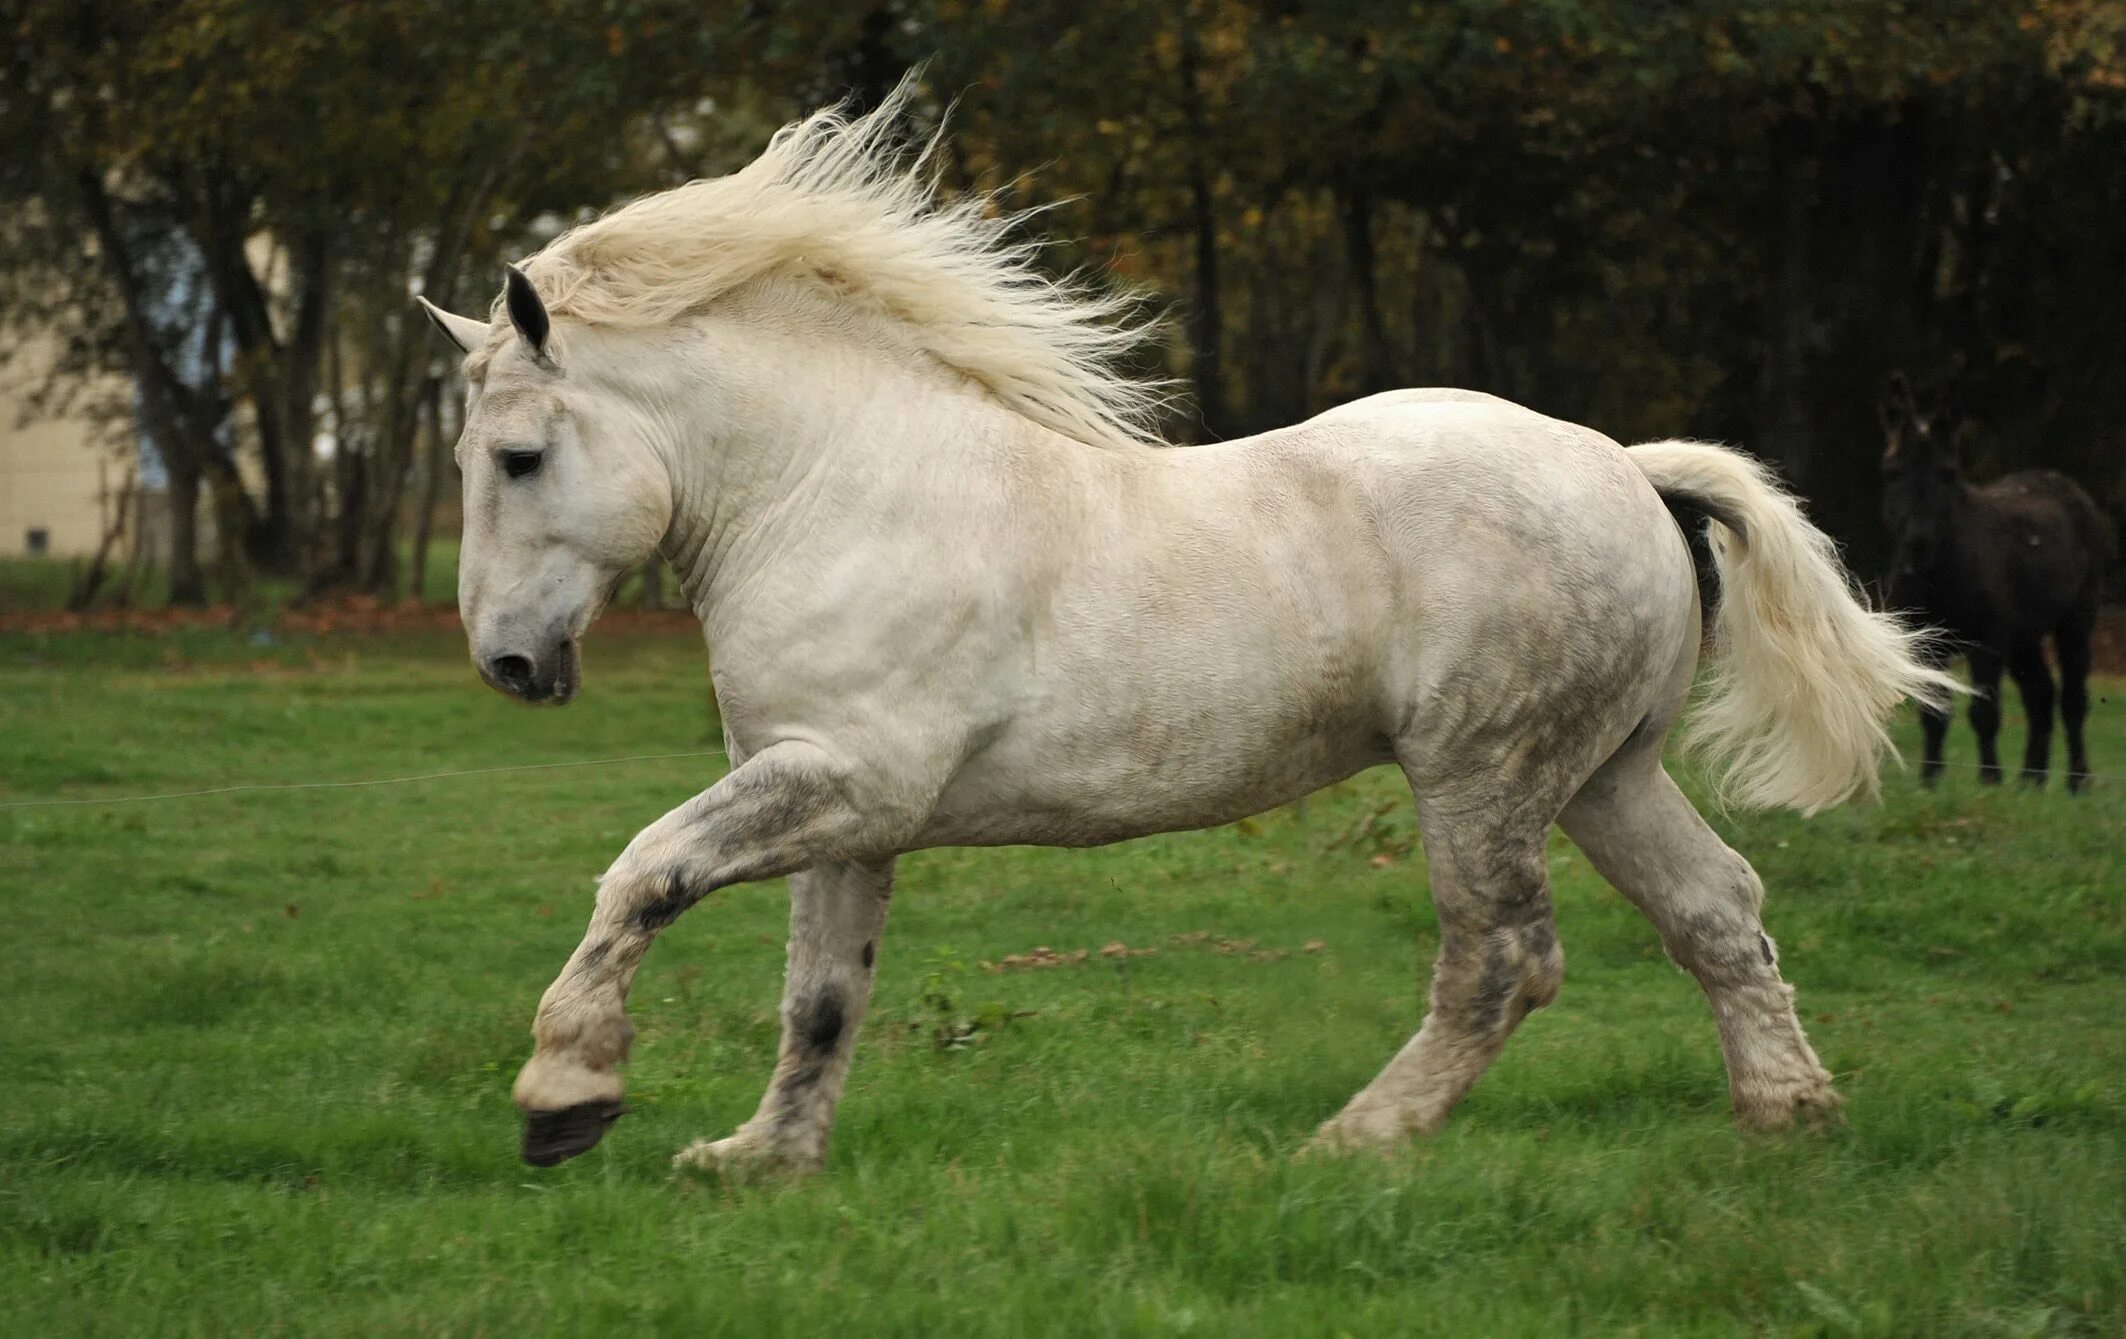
[801,992,845,1052]
[634,870,701,932]
[1470,937,1520,1032]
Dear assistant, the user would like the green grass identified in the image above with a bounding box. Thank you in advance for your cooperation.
[1,625,2121,1337]
[0,542,672,615]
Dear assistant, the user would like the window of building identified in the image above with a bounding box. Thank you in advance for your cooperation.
[25,527,50,556]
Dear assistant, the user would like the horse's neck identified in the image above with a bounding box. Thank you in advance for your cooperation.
[1908,487,1981,616]
[654,313,1080,629]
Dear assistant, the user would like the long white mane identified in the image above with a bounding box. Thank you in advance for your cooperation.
[510,80,1167,451]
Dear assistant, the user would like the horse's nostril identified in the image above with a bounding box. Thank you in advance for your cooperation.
[489,654,534,691]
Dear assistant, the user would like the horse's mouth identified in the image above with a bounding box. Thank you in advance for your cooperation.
[527,637,580,705]
[539,640,580,705]
[482,636,581,706]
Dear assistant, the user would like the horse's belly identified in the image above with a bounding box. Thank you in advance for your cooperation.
[912,720,1391,849]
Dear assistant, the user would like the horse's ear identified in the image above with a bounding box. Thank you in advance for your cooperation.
[416,296,491,354]
[504,265,552,361]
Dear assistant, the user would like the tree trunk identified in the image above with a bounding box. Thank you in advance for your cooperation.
[166,459,207,606]
[357,370,427,597]
[275,230,331,573]
[1177,14,1227,440]
[117,475,147,608]
[205,457,256,614]
[1339,184,1392,396]
[409,376,449,604]
[66,467,135,611]
[72,169,235,606]
[1756,116,1818,490]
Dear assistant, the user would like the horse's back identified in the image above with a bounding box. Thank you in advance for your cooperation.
[1970,469,2114,612]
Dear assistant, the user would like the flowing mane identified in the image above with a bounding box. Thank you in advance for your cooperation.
[507,81,1167,451]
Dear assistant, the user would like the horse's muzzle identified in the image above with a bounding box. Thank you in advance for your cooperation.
[478,636,580,705]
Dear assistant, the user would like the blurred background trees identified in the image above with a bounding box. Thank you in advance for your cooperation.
[3,0,2121,604]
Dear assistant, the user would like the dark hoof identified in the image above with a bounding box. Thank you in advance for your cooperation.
[522,1099,627,1167]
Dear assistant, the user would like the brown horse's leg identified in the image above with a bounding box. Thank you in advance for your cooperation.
[2006,643,2057,787]
[1968,648,2006,785]
[1919,698,1951,787]
[2057,617,2095,793]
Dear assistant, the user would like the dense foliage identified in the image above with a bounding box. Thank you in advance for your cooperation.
[4,0,2121,599]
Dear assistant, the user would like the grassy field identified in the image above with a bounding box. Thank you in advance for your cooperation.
[1,620,2121,1337]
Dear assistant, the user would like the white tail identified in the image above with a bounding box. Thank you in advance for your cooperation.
[1626,440,1963,815]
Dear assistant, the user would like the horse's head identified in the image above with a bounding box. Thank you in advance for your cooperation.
[419,269,672,705]
[1877,371,1962,581]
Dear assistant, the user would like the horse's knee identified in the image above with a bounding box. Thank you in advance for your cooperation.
[1969,695,2001,733]
[1520,918,1565,1011]
[2059,674,2089,722]
[1442,914,1564,1032]
[2017,672,2056,721]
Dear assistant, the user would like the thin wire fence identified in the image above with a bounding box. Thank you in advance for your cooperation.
[0,747,2114,815]
[0,749,729,812]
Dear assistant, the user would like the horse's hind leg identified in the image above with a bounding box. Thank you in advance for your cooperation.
[2056,616,2095,793]
[1309,799,1564,1152]
[1558,748,1838,1130]
[2006,641,2056,787]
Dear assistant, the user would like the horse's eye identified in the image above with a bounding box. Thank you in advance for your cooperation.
[501,450,543,479]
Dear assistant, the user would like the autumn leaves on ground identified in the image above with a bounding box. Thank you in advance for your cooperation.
[2,622,2121,1336]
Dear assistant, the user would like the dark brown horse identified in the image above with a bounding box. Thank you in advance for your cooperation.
[1878,373,2115,790]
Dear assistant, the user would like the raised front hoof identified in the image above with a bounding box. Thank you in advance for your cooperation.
[671,1131,822,1183]
[1733,1081,1843,1134]
[521,1099,627,1167]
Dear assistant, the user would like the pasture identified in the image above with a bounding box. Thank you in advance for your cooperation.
[1,621,2121,1336]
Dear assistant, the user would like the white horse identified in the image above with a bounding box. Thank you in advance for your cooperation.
[419,87,1956,1173]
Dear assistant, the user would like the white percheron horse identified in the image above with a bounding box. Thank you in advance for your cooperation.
[419,88,1955,1173]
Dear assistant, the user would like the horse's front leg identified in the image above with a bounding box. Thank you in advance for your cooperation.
[1968,648,2007,785]
[512,741,905,1167]
[1918,698,1950,786]
[673,859,892,1176]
